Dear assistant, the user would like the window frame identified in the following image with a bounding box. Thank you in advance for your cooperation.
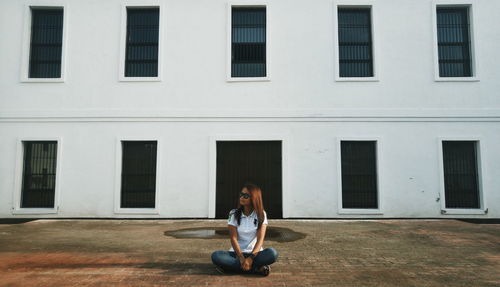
[432,1,479,82]
[12,138,63,215]
[437,137,487,215]
[119,3,164,82]
[336,137,383,215]
[20,4,68,83]
[114,138,161,215]
[333,1,379,82]
[226,2,270,82]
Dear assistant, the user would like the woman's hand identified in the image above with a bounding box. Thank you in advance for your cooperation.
[241,257,253,271]
[238,255,246,267]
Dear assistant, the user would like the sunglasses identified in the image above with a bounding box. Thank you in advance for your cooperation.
[239,192,251,199]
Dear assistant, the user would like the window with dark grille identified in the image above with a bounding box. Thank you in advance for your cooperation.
[125,8,159,77]
[231,7,266,77]
[121,141,157,208]
[341,141,378,208]
[21,141,58,208]
[338,8,373,77]
[442,141,480,208]
[437,7,472,77]
[29,8,63,78]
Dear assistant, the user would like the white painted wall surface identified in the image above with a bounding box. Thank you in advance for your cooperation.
[0,122,499,218]
[0,0,499,218]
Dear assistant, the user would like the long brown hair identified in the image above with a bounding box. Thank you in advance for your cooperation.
[235,183,265,229]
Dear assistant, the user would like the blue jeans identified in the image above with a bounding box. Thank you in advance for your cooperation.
[211,248,279,272]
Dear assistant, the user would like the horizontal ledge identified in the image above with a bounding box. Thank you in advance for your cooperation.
[2,109,500,122]
[12,208,58,215]
[1,117,500,123]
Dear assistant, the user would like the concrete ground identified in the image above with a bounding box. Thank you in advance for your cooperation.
[0,219,499,287]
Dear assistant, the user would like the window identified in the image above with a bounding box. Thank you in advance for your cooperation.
[125,8,159,77]
[28,8,64,78]
[442,141,480,208]
[341,141,378,209]
[121,141,157,208]
[21,141,58,208]
[231,7,266,78]
[337,8,373,77]
[436,7,472,77]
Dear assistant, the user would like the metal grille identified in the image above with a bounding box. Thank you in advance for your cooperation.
[29,8,63,78]
[442,141,480,208]
[121,141,157,208]
[125,8,159,77]
[338,8,373,77]
[341,141,378,209]
[231,7,266,77]
[437,7,472,77]
[21,141,57,208]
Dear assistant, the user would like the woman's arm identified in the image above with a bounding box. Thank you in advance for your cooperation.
[241,224,267,271]
[250,223,267,256]
[228,225,246,263]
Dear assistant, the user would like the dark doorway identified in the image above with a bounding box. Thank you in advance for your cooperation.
[216,141,282,219]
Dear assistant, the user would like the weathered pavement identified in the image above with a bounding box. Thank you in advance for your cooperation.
[0,219,499,286]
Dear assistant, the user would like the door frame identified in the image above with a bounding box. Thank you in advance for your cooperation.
[208,134,289,218]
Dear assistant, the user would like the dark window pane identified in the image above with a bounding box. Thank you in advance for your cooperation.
[437,7,472,77]
[442,141,480,208]
[29,8,63,78]
[338,8,373,77]
[341,141,378,209]
[21,141,57,208]
[125,8,159,77]
[231,7,266,77]
[121,141,157,208]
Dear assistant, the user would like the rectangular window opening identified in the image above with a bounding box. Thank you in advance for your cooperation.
[436,6,472,77]
[341,141,378,209]
[29,8,64,78]
[121,141,157,208]
[21,141,58,208]
[231,6,266,78]
[337,7,373,77]
[125,7,160,77]
[442,141,480,209]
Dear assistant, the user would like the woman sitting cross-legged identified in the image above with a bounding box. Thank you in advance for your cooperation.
[211,183,279,276]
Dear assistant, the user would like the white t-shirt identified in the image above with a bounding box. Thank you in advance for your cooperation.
[227,209,268,253]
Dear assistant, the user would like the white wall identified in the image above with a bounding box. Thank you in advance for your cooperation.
[0,121,499,218]
[1,0,499,218]
[1,0,499,116]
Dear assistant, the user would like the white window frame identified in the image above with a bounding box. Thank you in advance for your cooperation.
[336,137,383,215]
[333,1,379,82]
[12,138,63,215]
[437,137,487,215]
[118,2,164,82]
[208,134,289,218]
[432,1,479,82]
[114,138,162,215]
[20,3,68,83]
[226,1,270,82]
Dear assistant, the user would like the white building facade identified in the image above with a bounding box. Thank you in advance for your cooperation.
[1,0,499,219]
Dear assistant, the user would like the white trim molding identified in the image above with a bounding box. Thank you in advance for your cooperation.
[226,1,270,82]
[12,137,63,215]
[437,137,487,215]
[336,137,383,215]
[333,0,379,82]
[431,0,480,82]
[208,133,290,218]
[20,3,69,83]
[113,137,162,215]
[118,2,164,82]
